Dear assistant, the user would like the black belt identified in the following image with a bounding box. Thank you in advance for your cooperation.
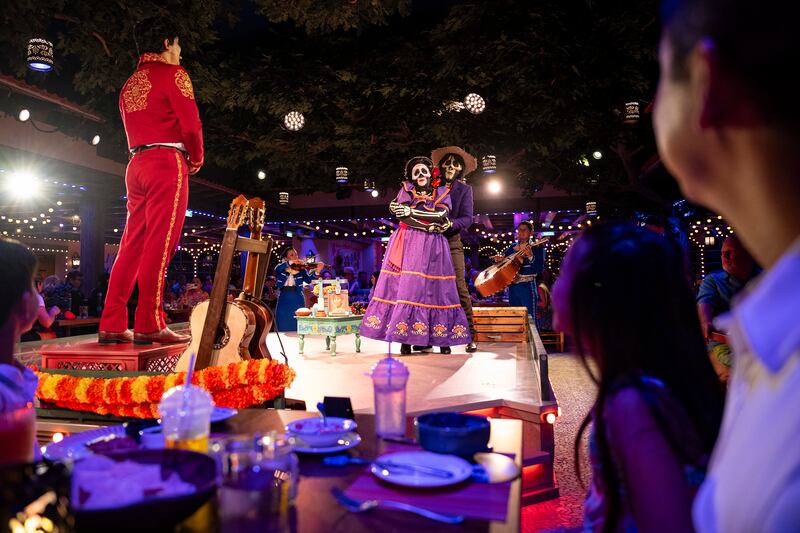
[280,286,299,292]
[129,145,184,155]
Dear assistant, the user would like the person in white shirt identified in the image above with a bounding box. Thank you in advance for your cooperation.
[654,1,800,530]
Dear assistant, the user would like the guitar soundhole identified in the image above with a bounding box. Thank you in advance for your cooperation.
[213,324,230,350]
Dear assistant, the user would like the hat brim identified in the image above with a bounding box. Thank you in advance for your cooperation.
[431,146,478,177]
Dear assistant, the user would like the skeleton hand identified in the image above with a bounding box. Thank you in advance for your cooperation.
[426,223,442,233]
[390,202,411,218]
[440,219,453,232]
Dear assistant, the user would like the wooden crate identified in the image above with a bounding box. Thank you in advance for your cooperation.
[39,341,188,373]
[473,307,529,343]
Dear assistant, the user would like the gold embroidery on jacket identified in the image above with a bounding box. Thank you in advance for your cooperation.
[174,69,195,100]
[122,69,151,112]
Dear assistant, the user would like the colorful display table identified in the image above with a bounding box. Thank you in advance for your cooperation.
[296,315,362,355]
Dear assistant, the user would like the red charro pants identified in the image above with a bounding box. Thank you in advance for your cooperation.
[100,148,188,333]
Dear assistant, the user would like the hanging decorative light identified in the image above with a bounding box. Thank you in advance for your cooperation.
[27,38,54,72]
[370,189,379,198]
[91,135,101,146]
[704,235,716,246]
[482,155,497,173]
[279,192,289,205]
[592,150,603,160]
[464,93,486,114]
[336,167,349,184]
[623,101,640,124]
[363,179,374,192]
[586,201,597,215]
[18,109,30,122]
[283,111,305,131]
[257,170,266,180]
[71,253,81,267]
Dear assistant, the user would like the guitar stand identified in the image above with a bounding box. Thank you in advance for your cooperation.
[195,228,275,370]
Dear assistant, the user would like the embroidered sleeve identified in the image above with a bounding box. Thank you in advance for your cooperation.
[121,69,152,113]
[174,69,195,100]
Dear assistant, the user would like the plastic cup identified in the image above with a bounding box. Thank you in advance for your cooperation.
[0,404,35,465]
[370,356,409,438]
[158,385,214,453]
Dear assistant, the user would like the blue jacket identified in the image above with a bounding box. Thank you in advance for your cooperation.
[443,180,474,238]
[504,243,545,276]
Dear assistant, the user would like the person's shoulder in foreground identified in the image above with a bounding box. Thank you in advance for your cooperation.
[654,0,800,530]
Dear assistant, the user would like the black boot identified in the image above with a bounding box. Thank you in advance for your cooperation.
[466,342,478,353]
[400,344,412,355]
[439,346,451,354]
[412,345,432,353]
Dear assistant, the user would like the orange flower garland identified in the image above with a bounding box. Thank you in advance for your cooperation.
[36,359,296,418]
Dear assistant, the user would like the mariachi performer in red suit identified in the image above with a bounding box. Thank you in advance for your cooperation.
[98,19,203,345]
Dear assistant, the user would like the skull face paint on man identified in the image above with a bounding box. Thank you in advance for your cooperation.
[439,153,465,183]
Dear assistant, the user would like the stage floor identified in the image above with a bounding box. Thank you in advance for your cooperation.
[266,332,549,416]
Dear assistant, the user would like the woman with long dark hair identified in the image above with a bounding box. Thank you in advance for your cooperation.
[552,223,724,532]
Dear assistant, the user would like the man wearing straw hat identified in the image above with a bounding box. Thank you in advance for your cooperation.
[428,146,479,353]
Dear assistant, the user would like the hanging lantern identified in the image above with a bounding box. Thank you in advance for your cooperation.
[464,93,486,114]
[586,201,597,215]
[283,111,305,131]
[71,253,81,267]
[279,192,289,205]
[623,101,640,124]
[27,38,54,72]
[704,235,715,246]
[336,167,349,184]
[482,155,497,173]
[363,179,374,192]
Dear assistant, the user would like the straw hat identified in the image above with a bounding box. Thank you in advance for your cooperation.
[431,146,478,177]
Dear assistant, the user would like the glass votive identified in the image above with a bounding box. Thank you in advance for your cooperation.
[209,432,299,532]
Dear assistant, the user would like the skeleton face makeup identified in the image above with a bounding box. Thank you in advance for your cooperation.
[412,163,431,188]
[440,154,464,183]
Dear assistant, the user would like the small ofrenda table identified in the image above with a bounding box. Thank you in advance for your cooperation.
[296,314,362,355]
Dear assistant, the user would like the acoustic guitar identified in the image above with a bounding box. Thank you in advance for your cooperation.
[176,195,256,371]
[235,197,273,360]
[475,237,549,297]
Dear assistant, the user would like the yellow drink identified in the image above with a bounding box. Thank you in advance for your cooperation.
[165,434,209,453]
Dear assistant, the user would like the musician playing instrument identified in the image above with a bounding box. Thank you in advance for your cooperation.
[275,248,324,331]
[493,221,545,322]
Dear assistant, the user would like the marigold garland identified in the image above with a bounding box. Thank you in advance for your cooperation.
[35,359,296,419]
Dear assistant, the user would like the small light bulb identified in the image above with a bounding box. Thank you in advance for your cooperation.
[18,109,30,122]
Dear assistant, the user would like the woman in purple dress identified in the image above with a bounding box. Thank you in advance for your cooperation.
[360,156,471,354]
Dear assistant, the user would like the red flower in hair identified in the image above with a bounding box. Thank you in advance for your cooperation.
[431,167,441,187]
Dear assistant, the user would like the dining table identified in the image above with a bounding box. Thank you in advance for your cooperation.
[55,317,101,336]
[176,409,522,533]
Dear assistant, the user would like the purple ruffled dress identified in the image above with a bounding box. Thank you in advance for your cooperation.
[360,182,471,347]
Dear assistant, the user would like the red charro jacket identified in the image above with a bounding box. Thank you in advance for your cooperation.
[119,53,204,173]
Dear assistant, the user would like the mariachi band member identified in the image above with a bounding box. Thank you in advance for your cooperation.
[99,18,203,345]
[494,220,545,323]
[275,248,324,332]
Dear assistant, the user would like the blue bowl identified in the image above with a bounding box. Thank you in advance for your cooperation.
[414,412,491,457]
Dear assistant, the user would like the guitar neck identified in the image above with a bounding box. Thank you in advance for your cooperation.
[242,230,262,295]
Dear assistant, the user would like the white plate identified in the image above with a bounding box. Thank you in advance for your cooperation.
[293,431,362,454]
[44,425,127,462]
[370,451,473,488]
[211,407,238,423]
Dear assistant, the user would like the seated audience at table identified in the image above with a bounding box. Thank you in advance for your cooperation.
[552,223,724,532]
[180,281,209,308]
[202,275,213,294]
[42,275,59,299]
[696,235,759,382]
[0,239,40,413]
[88,272,110,317]
[50,270,85,317]
[320,269,333,280]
